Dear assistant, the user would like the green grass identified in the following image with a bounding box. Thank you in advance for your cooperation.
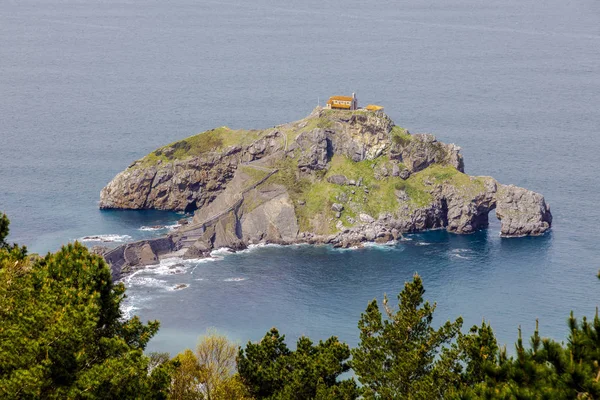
[134,127,265,167]
[262,154,451,233]
[238,165,272,185]
[406,164,486,201]
[390,125,412,147]
[302,117,335,131]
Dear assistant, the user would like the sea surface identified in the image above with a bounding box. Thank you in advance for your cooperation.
[1,0,599,355]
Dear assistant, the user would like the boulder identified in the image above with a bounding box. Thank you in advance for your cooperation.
[331,203,344,212]
[327,175,348,185]
[496,185,552,237]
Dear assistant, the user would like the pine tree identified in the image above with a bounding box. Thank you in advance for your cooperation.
[351,273,463,399]
[238,328,358,399]
[0,214,169,399]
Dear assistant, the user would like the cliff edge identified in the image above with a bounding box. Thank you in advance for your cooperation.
[99,107,551,279]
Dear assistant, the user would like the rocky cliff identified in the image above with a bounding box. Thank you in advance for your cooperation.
[100,107,551,279]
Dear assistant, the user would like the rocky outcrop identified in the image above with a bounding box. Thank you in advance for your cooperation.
[295,128,329,171]
[390,133,464,173]
[100,131,283,211]
[103,237,174,280]
[496,185,552,237]
[100,107,553,278]
[320,110,395,161]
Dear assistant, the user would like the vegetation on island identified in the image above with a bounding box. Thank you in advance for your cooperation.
[136,127,265,168]
[1,212,595,399]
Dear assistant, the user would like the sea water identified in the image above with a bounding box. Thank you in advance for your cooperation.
[1,0,599,355]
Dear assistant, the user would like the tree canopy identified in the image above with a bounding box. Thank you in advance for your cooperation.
[0,213,170,399]
[238,328,359,399]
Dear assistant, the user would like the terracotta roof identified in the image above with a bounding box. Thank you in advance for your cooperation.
[328,96,354,102]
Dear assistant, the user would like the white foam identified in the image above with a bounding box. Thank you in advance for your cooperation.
[224,277,247,282]
[416,242,432,246]
[138,225,166,231]
[362,241,398,251]
[121,303,138,320]
[79,234,132,243]
[451,248,471,253]
[450,248,472,259]
[165,223,182,231]
[364,240,397,247]
[210,247,235,256]
[127,276,169,288]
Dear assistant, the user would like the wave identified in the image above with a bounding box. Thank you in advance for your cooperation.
[127,276,169,288]
[138,225,166,231]
[451,248,472,253]
[79,234,132,243]
[450,248,473,260]
[416,242,432,246]
[224,277,247,282]
[210,247,235,257]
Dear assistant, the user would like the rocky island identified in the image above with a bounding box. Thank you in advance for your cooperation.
[99,107,552,279]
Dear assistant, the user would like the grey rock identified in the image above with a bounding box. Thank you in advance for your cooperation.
[496,185,552,237]
[327,175,348,185]
[359,213,375,223]
[395,190,408,201]
[390,133,464,173]
[399,169,411,180]
[331,203,344,212]
[296,128,328,171]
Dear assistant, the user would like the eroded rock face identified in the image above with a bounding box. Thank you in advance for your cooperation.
[391,133,464,173]
[100,149,241,211]
[496,185,552,237]
[324,110,395,161]
[296,128,328,171]
[100,131,284,211]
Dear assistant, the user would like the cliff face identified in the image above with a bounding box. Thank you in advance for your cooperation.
[99,107,552,278]
[100,129,284,211]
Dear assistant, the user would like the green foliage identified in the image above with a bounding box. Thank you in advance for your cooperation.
[458,315,600,399]
[0,218,168,399]
[391,125,412,147]
[352,274,464,399]
[136,127,264,167]
[238,328,359,399]
[169,349,203,400]
[0,212,27,260]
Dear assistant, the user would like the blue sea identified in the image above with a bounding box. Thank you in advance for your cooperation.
[1,0,599,355]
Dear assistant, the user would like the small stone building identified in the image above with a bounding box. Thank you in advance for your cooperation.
[326,93,358,110]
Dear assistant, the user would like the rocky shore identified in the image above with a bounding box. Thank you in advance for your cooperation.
[99,107,551,280]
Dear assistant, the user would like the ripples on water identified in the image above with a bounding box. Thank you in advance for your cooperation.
[1,0,599,355]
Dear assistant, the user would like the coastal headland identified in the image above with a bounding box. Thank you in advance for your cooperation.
[99,107,552,279]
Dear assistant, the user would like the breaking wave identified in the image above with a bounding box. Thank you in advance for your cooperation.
[79,234,132,243]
